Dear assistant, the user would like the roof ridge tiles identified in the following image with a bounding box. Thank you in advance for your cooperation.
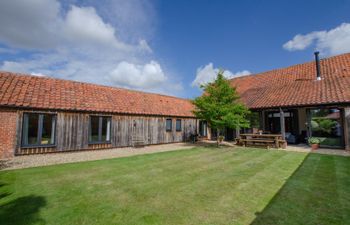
[0,71,194,117]
[0,71,191,102]
[229,52,350,81]
[230,52,350,109]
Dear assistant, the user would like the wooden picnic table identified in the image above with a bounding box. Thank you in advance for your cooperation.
[240,133,282,138]
[236,133,286,149]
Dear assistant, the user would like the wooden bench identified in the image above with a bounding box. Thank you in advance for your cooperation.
[132,135,145,148]
[236,133,286,149]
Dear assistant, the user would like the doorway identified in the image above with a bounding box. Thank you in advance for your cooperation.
[266,110,298,135]
[199,121,207,137]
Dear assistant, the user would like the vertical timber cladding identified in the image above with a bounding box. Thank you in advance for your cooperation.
[111,115,197,147]
[56,112,89,151]
[344,107,350,150]
[17,110,196,153]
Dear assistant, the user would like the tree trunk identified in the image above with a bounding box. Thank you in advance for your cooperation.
[217,129,219,147]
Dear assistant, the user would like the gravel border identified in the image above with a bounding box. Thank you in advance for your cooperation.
[1,143,196,170]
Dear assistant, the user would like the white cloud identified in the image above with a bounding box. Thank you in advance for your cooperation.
[108,61,166,89]
[283,23,350,55]
[0,0,61,49]
[0,0,182,95]
[30,72,46,77]
[192,63,251,87]
[63,6,122,48]
[84,0,157,41]
[283,32,323,51]
[138,39,153,53]
[0,1,146,52]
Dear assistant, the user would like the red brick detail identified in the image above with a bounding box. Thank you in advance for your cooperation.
[0,110,17,159]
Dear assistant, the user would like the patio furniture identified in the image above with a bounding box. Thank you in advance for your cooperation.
[236,133,286,149]
[132,135,145,147]
[189,133,198,143]
[285,132,297,144]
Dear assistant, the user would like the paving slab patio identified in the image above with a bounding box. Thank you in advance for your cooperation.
[285,144,350,156]
[200,140,350,156]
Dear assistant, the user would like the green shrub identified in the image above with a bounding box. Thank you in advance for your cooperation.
[308,137,320,144]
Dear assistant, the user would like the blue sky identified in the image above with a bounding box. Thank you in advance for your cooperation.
[1,0,350,98]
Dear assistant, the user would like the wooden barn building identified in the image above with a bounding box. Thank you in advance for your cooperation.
[0,72,197,159]
[223,52,350,150]
[1,52,350,159]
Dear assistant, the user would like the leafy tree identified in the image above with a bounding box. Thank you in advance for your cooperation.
[192,70,250,145]
[312,118,337,135]
[247,111,260,128]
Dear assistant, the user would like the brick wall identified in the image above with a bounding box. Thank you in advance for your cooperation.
[0,110,17,159]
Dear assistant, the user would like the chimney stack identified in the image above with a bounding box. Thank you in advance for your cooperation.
[314,51,321,81]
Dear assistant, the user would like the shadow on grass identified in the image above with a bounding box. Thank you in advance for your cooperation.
[0,182,10,200]
[251,153,350,225]
[0,192,11,199]
[0,195,46,225]
[182,141,235,149]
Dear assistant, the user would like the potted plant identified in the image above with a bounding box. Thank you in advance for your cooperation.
[308,137,320,150]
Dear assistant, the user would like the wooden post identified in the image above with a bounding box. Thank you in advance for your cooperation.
[274,136,279,148]
[236,127,240,138]
[306,109,311,139]
[280,108,286,140]
[260,110,265,131]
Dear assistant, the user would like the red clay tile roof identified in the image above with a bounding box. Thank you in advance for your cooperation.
[230,53,350,109]
[2,53,350,115]
[0,72,195,117]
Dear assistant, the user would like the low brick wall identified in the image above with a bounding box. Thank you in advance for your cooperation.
[0,110,17,159]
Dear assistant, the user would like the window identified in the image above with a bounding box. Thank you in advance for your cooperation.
[268,112,291,118]
[176,119,182,131]
[166,119,172,131]
[89,116,111,143]
[22,113,56,147]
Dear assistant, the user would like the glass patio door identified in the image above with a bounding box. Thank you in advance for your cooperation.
[267,111,296,135]
[309,108,343,148]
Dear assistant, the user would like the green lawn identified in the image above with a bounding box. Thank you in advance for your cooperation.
[1,147,350,225]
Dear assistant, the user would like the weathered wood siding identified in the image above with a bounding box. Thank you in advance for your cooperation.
[56,113,89,151]
[344,107,350,150]
[16,111,197,155]
[111,116,196,147]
